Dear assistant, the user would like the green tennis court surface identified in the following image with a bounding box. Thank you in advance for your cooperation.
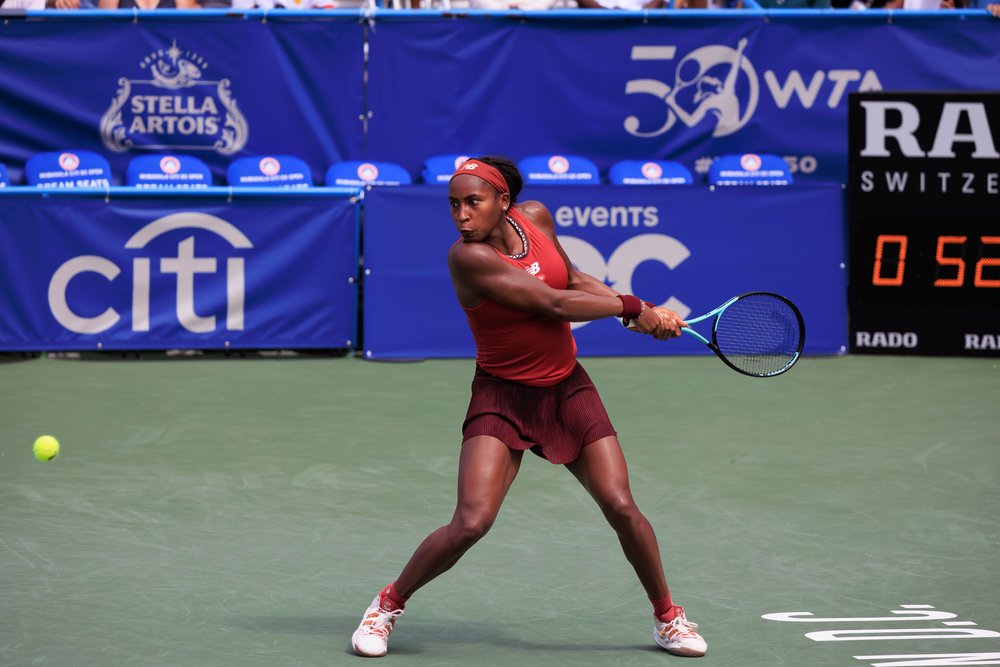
[2,354,998,666]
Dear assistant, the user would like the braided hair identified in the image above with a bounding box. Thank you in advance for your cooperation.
[476,156,523,204]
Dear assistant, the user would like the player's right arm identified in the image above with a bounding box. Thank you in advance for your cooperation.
[447,242,672,337]
[516,201,684,338]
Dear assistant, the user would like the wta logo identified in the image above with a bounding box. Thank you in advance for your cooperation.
[625,38,758,138]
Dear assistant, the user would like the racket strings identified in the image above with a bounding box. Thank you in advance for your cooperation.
[713,294,803,377]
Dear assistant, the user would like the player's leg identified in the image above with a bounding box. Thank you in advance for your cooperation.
[565,435,668,598]
[352,435,522,657]
[565,435,706,657]
[395,435,523,596]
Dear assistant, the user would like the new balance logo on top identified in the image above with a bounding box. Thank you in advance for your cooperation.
[525,261,541,276]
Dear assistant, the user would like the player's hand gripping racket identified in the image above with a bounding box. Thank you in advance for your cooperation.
[628,292,805,378]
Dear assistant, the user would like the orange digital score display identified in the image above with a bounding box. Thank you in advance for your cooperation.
[869,233,1000,293]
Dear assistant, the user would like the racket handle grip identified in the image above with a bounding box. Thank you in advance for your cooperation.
[621,301,655,330]
[617,295,644,320]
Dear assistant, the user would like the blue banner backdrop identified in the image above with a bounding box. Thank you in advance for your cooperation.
[1,14,997,187]
[366,14,1000,185]
[0,16,365,186]
[362,184,847,360]
[0,191,359,350]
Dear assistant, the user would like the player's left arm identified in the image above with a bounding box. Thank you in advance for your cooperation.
[518,201,618,298]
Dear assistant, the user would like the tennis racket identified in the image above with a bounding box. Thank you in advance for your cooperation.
[627,292,805,378]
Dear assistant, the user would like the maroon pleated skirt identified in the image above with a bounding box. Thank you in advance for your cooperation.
[462,363,617,465]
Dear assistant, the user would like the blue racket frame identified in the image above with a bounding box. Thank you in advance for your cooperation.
[689,292,805,378]
[627,292,805,378]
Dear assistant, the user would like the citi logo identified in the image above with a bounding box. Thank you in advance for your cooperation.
[524,261,541,276]
[48,213,252,335]
[855,331,918,349]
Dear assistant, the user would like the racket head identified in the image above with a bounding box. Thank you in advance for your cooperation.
[709,292,805,378]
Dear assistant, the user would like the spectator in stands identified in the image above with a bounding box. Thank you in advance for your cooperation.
[881,0,955,8]
[98,0,200,7]
[1,0,99,8]
[231,0,341,7]
[576,0,665,8]
[755,0,830,8]
[466,0,561,8]
[673,0,745,8]
[836,0,994,7]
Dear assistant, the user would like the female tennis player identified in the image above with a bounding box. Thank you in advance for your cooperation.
[352,156,707,658]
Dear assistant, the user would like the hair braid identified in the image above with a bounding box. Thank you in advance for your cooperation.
[476,156,523,203]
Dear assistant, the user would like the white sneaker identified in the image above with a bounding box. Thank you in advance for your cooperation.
[351,595,403,657]
[653,606,707,657]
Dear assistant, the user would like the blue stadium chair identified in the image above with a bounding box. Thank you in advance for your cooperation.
[326,160,412,187]
[708,153,792,186]
[422,154,474,185]
[25,150,111,188]
[518,154,599,185]
[126,154,212,189]
[227,155,313,188]
[0,163,8,188]
[608,160,692,186]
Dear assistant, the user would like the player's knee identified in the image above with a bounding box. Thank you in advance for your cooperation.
[449,511,495,547]
[600,495,642,529]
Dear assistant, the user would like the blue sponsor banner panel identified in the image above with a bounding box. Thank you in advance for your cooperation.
[0,190,359,351]
[362,184,847,359]
[365,14,1000,185]
[0,14,996,189]
[0,16,364,186]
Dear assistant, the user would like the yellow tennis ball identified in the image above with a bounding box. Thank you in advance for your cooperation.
[33,435,60,462]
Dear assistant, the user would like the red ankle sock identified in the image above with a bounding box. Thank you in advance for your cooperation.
[379,583,408,612]
[650,595,676,621]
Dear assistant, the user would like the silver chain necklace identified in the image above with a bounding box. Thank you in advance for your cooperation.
[505,214,529,260]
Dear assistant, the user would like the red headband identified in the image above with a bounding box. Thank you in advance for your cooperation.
[449,159,509,195]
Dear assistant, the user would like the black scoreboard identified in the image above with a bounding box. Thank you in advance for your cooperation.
[848,92,1000,356]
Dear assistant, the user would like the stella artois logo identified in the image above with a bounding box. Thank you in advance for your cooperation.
[100,40,249,155]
